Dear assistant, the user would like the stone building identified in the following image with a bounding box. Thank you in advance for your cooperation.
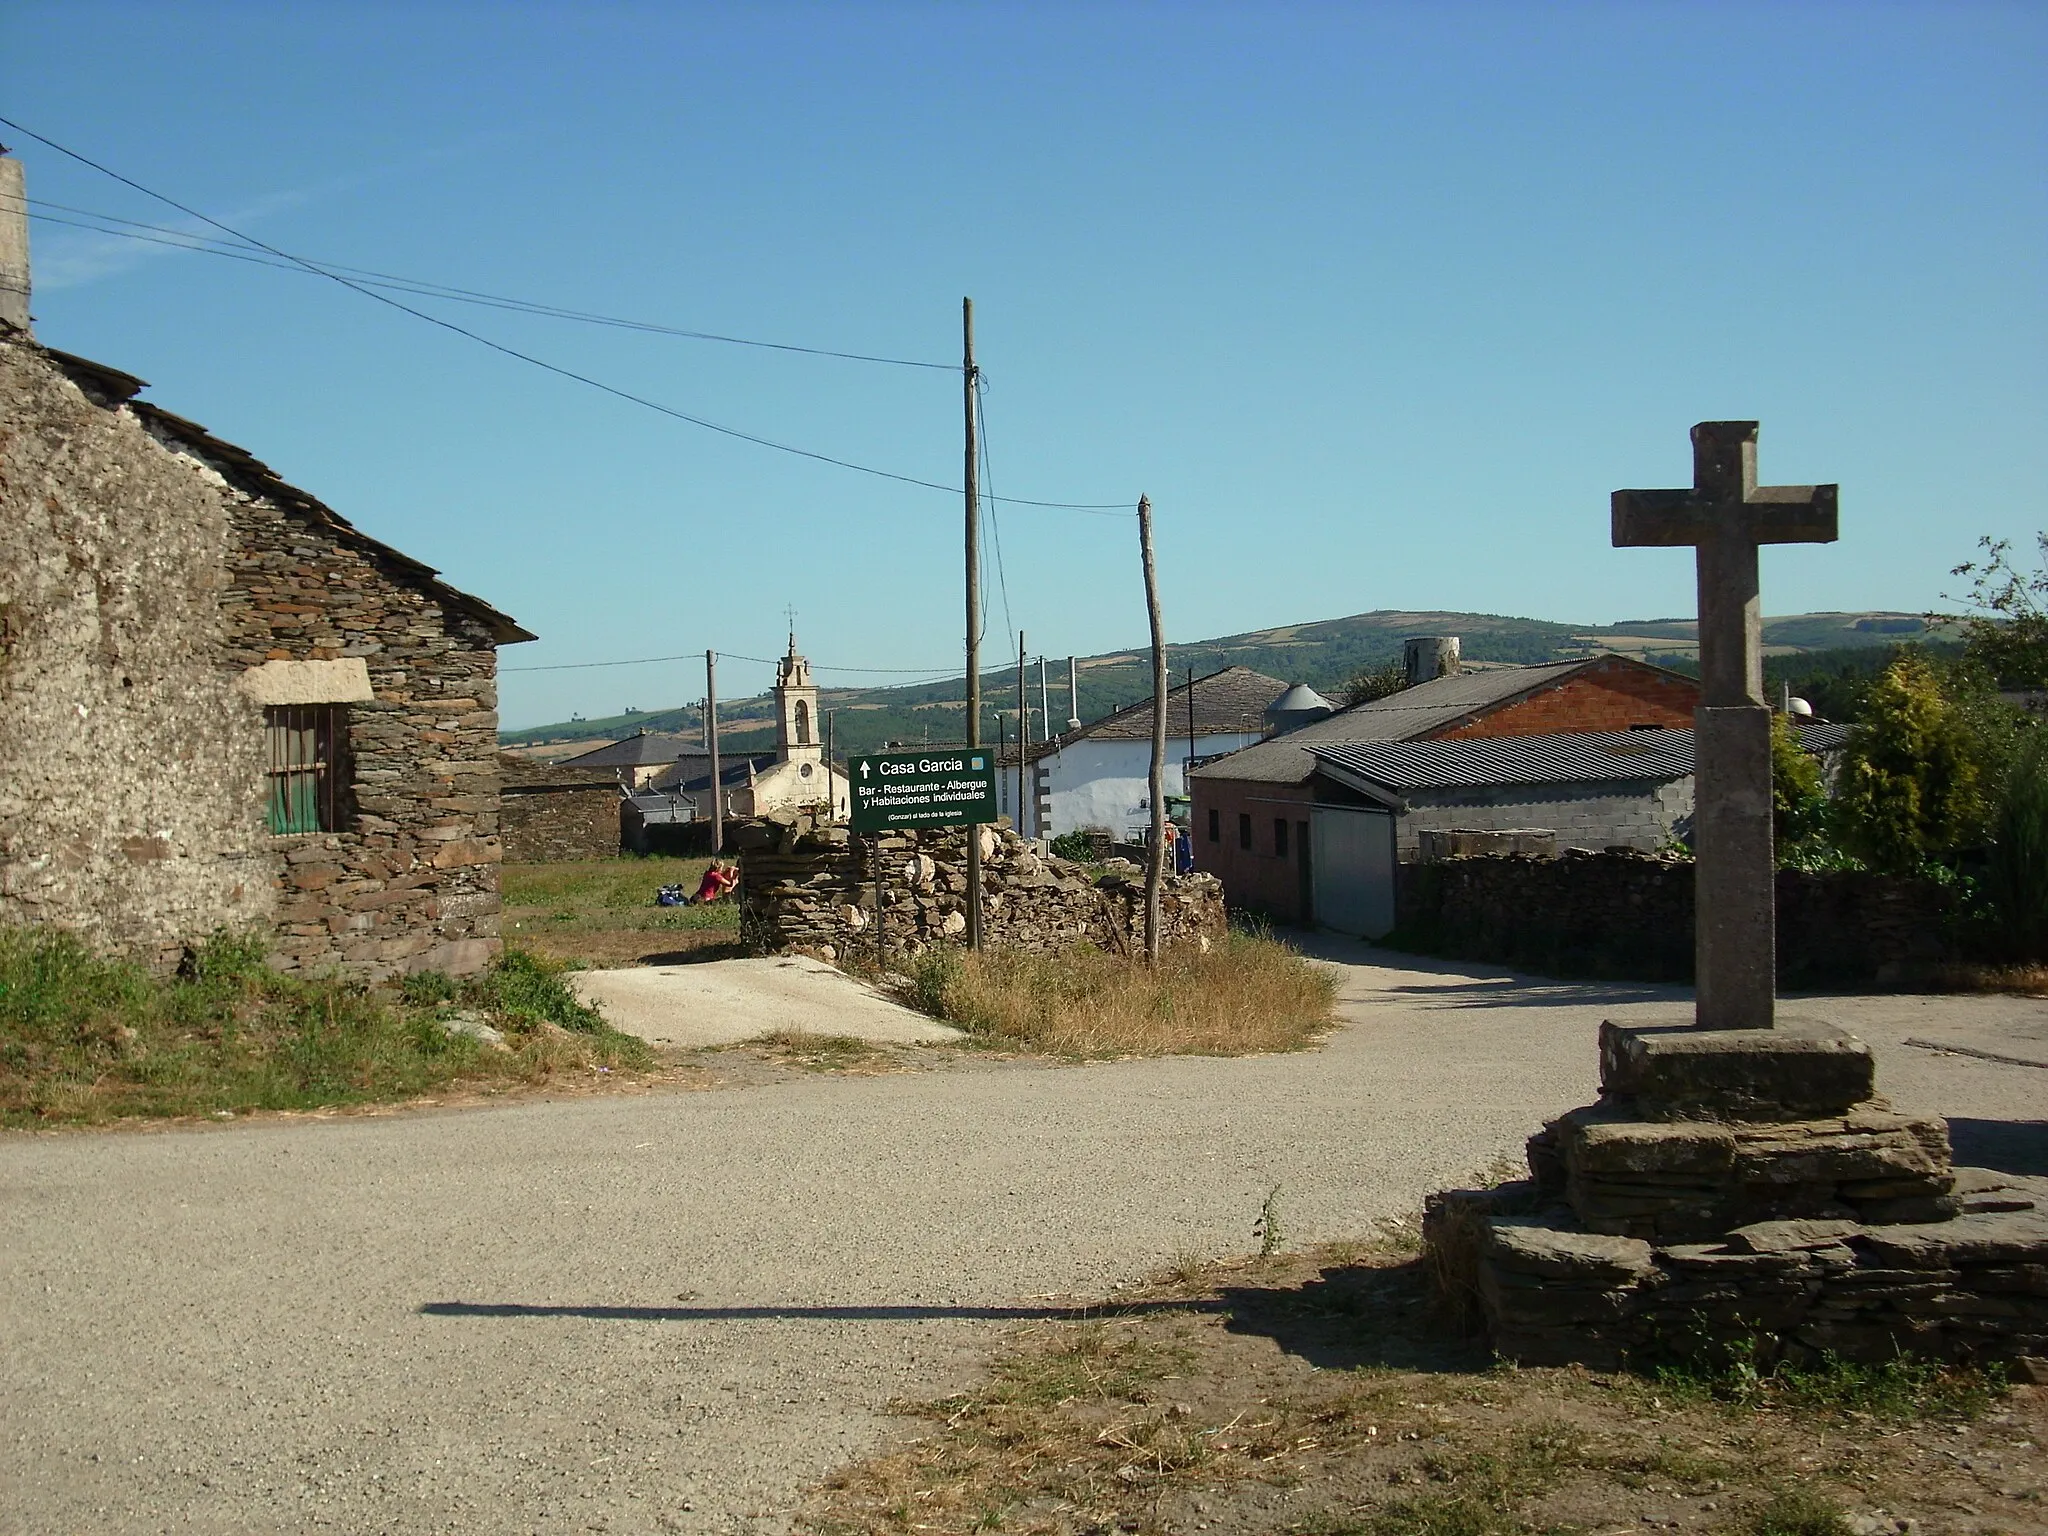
[1190,651,1703,930]
[0,155,533,976]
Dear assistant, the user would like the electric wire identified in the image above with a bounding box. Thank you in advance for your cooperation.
[975,372,1017,650]
[13,195,956,369]
[0,120,1132,512]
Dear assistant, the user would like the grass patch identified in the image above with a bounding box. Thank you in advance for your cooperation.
[751,1029,883,1071]
[1644,1344,2006,1423]
[502,857,740,967]
[901,932,1334,1058]
[0,928,653,1126]
[1742,1486,1853,1536]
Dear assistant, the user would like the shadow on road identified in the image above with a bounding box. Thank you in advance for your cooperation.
[419,1299,1217,1324]
[1284,931,1687,1011]
[1948,1119,2048,1177]
[1214,1256,1490,1374]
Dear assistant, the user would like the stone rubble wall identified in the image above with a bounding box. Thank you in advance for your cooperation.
[0,335,511,979]
[736,812,1226,963]
[0,337,274,966]
[1395,851,1962,985]
[499,754,622,863]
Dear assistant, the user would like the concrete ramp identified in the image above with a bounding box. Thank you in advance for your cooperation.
[568,955,966,1049]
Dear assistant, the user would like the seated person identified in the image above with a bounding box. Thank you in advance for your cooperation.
[692,860,738,904]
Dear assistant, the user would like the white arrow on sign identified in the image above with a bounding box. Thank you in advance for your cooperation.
[860,761,871,779]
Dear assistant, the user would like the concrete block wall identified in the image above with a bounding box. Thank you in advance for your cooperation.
[1397,778,1694,858]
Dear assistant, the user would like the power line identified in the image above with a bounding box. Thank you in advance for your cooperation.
[13,195,956,369]
[0,119,1133,513]
[502,649,967,675]
[975,372,1016,645]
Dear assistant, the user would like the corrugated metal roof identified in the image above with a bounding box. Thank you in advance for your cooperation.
[1312,722,1852,794]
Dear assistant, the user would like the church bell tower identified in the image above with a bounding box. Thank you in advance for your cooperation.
[774,631,821,765]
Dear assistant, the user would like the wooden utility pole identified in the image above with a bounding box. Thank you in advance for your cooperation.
[1138,496,1166,963]
[1016,629,1029,842]
[705,650,723,857]
[963,297,984,948]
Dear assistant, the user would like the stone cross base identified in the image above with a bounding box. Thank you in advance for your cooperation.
[1423,1021,2048,1373]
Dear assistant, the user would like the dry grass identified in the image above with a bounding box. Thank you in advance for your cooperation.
[902,933,1336,1059]
[1924,959,2048,996]
[801,1241,2039,1536]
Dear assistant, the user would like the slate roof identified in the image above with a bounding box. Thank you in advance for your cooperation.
[646,753,779,793]
[558,732,702,770]
[39,344,535,646]
[1022,666,1288,762]
[1191,658,1690,786]
[1311,722,1853,798]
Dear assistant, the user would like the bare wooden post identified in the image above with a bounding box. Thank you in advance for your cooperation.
[705,650,723,857]
[963,297,984,950]
[825,708,837,819]
[1138,495,1166,963]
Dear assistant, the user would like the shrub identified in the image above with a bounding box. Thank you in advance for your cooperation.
[1833,655,1988,873]
[1985,731,2048,959]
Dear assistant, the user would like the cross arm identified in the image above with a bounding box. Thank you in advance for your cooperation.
[1611,484,1840,549]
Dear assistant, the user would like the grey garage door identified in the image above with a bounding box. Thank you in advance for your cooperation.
[1310,806,1397,939]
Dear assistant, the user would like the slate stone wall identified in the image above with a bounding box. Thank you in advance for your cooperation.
[0,334,513,978]
[500,754,622,862]
[1393,851,1959,986]
[736,812,1226,963]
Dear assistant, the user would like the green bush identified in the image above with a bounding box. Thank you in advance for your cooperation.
[1985,731,2048,958]
[460,946,607,1032]
[1833,655,1988,873]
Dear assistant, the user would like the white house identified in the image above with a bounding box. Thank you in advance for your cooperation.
[1002,666,1290,840]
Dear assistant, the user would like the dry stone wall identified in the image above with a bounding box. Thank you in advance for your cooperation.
[736,811,1225,963]
[500,754,622,862]
[1395,850,1962,986]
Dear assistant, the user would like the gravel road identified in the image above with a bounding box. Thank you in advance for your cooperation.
[4,942,2043,1535]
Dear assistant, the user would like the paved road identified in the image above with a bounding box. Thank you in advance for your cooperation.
[4,945,2043,1535]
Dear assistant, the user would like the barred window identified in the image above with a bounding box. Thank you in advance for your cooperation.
[265,705,351,834]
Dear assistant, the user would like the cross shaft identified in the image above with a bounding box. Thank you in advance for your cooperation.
[1611,422,1839,1031]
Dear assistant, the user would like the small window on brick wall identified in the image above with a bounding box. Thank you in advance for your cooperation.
[1207,807,1220,843]
[1238,813,1252,850]
[1274,817,1290,858]
[265,704,352,834]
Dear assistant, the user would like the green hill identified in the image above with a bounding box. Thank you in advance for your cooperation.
[502,608,1949,759]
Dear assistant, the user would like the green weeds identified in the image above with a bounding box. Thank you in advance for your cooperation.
[0,928,650,1126]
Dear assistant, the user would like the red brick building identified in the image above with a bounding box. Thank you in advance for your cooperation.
[1189,656,1701,926]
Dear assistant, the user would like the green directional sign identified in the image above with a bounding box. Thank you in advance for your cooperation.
[848,748,999,834]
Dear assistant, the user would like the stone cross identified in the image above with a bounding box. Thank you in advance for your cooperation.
[1613,422,1837,1030]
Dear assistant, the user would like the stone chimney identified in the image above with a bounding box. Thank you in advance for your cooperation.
[1403,635,1461,687]
[0,150,29,333]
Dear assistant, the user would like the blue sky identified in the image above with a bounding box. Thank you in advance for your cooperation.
[5,1,2042,730]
